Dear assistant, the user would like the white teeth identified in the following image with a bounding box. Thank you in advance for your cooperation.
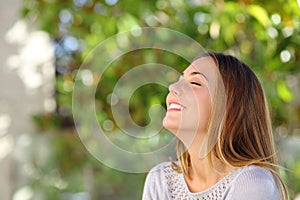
[169,103,184,111]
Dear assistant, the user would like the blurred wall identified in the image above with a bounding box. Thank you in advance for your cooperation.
[0,1,55,199]
[0,1,22,199]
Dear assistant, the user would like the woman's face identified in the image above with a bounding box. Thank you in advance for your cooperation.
[163,56,218,146]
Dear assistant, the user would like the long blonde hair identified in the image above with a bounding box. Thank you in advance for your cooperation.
[173,52,288,199]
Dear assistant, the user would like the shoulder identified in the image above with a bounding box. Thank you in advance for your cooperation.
[235,165,275,181]
[148,161,173,174]
[143,161,175,185]
[235,165,277,188]
[142,161,175,200]
[226,165,279,200]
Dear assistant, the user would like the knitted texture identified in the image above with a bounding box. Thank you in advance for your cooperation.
[142,162,279,200]
[163,163,240,200]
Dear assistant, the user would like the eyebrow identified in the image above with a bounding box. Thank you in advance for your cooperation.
[181,71,208,81]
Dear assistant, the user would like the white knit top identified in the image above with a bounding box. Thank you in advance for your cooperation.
[142,162,279,200]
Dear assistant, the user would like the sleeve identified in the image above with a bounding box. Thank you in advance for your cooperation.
[142,162,168,200]
[142,171,157,200]
[226,166,279,200]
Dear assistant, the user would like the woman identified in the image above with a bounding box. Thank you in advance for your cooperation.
[142,52,288,200]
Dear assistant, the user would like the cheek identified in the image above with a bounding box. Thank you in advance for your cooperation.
[195,93,212,126]
[199,96,212,114]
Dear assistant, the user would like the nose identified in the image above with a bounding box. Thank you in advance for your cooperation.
[168,81,182,96]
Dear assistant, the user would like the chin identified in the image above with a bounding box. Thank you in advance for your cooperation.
[162,120,178,134]
[163,113,182,130]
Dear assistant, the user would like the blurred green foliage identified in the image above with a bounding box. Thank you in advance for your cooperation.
[24,0,300,199]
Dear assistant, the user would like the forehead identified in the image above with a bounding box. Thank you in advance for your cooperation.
[184,56,218,79]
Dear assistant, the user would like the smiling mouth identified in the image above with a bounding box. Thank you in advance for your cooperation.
[168,102,185,111]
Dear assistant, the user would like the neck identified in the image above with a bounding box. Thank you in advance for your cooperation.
[183,135,234,192]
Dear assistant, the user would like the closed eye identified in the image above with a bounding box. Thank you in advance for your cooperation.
[190,82,202,86]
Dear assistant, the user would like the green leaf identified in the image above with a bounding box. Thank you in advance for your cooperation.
[277,80,293,102]
[247,5,271,27]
